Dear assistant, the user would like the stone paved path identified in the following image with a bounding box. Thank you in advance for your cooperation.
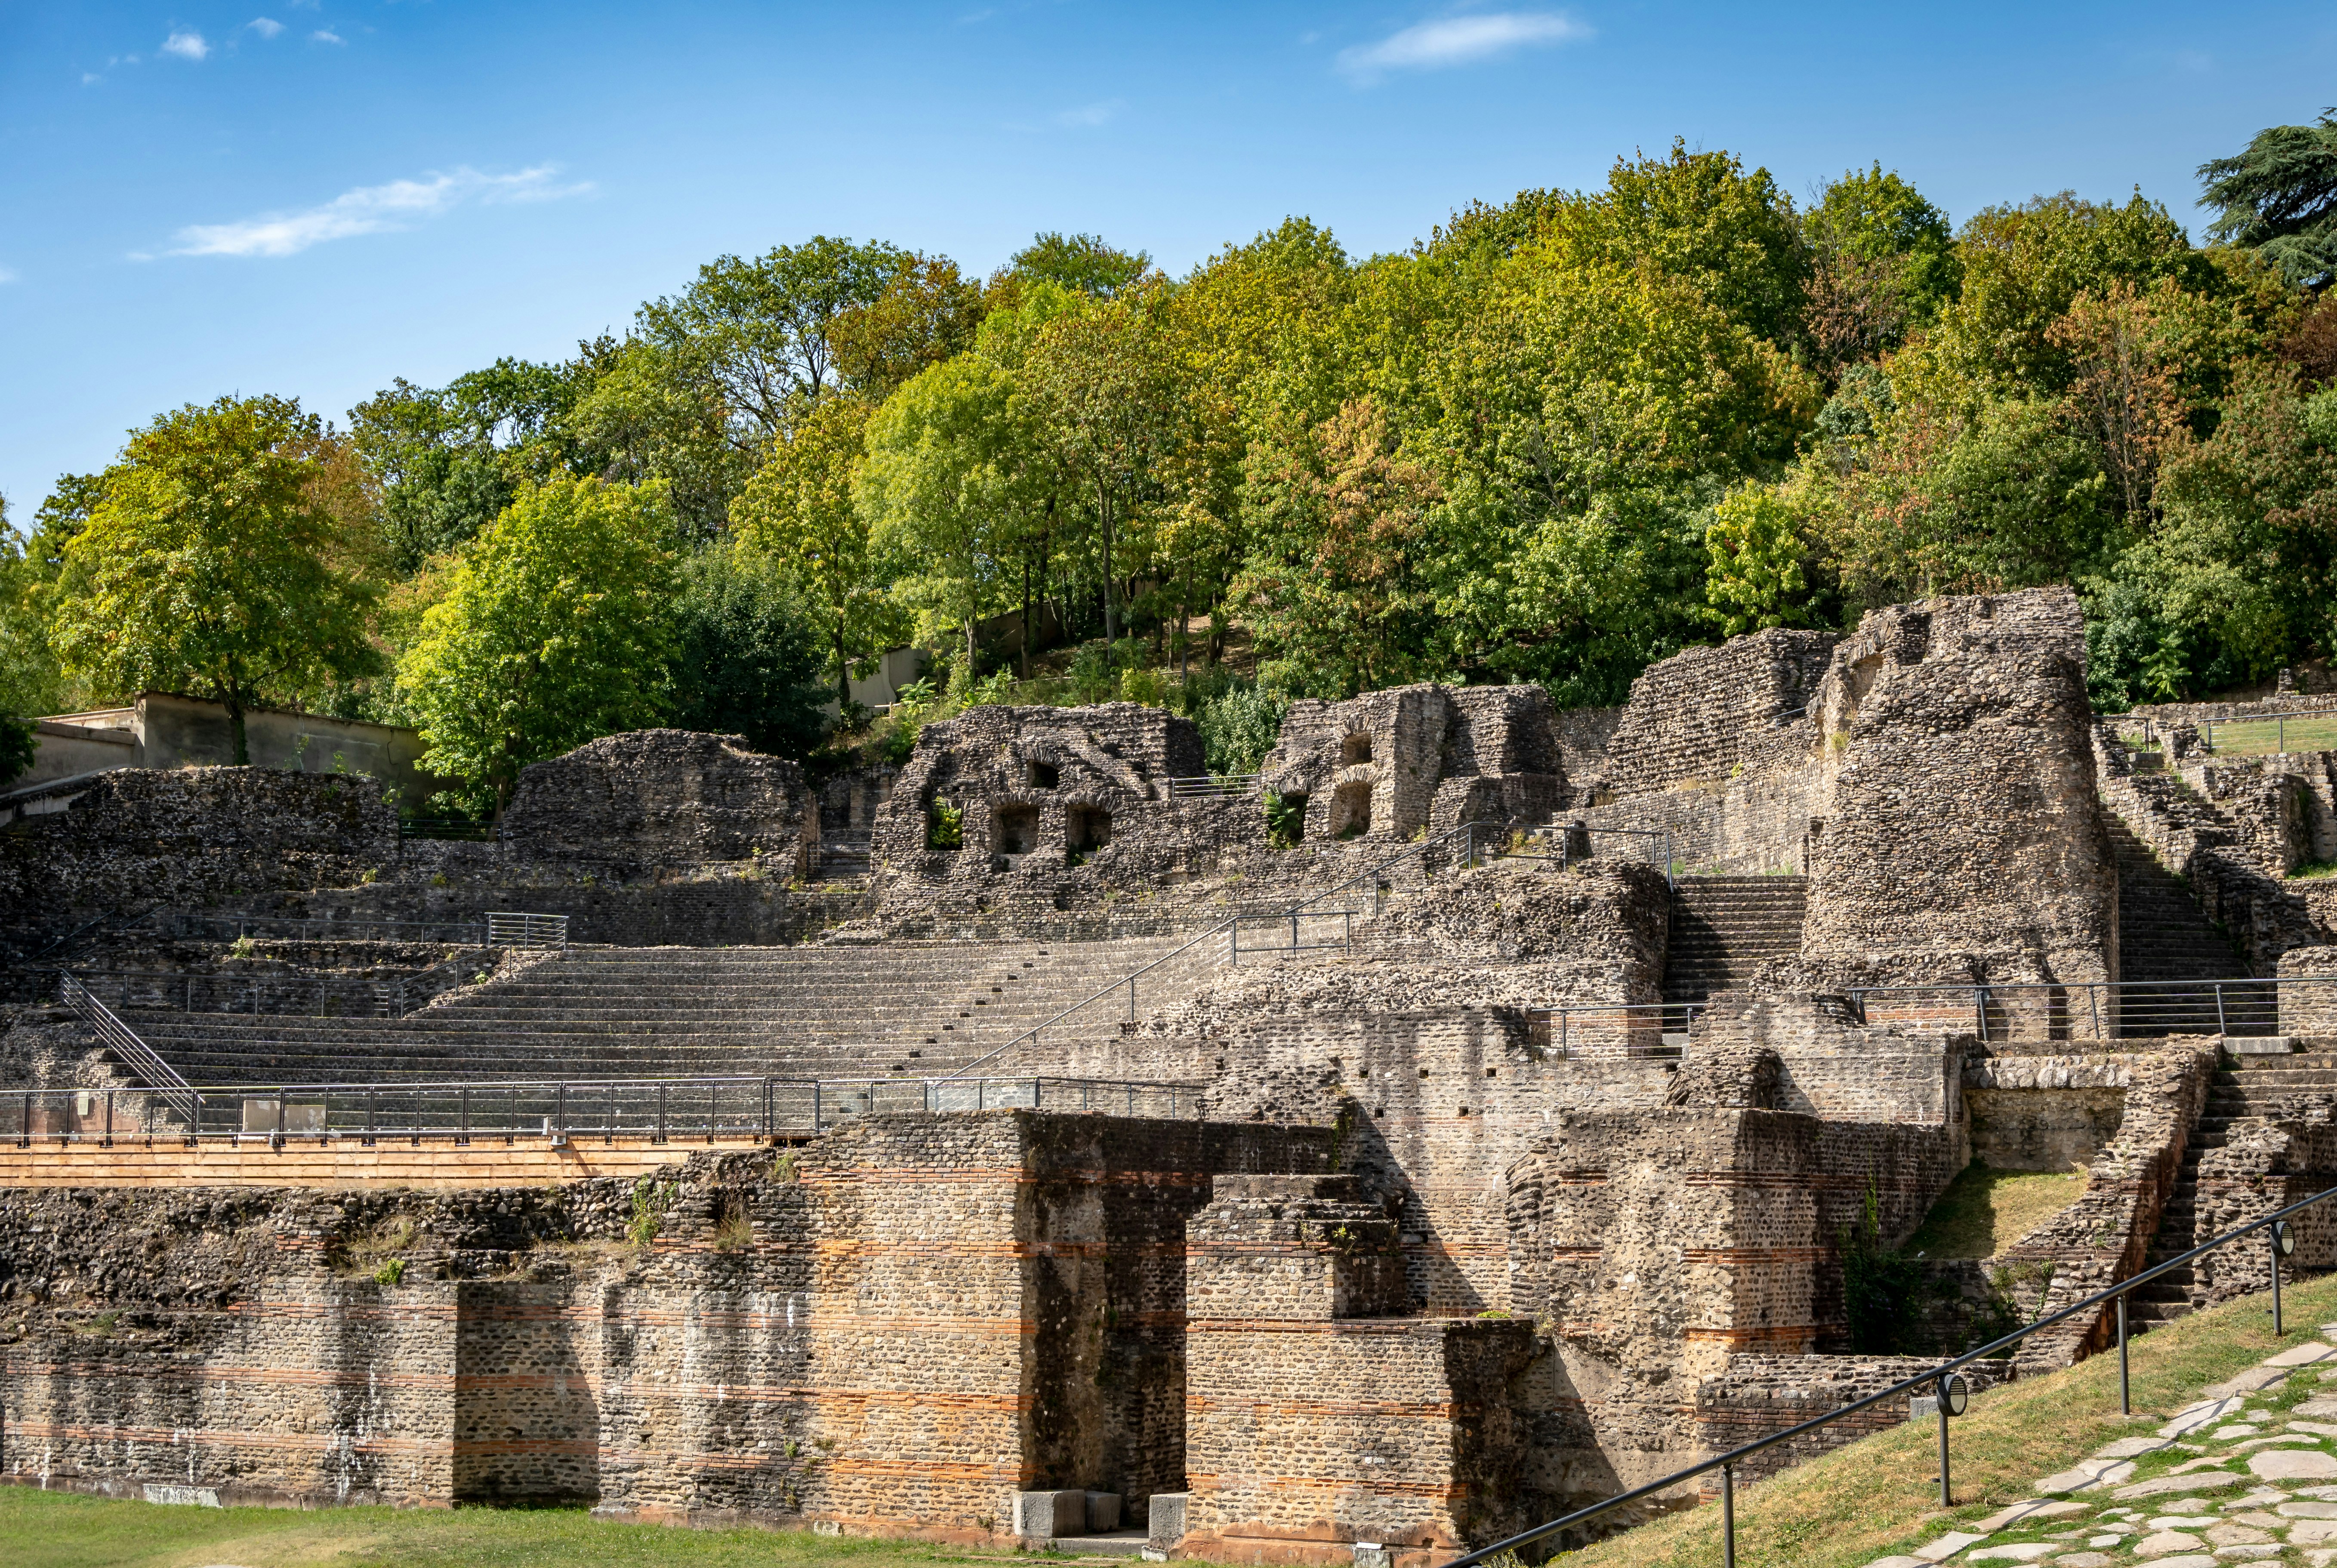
[1865,1329,2337,1566]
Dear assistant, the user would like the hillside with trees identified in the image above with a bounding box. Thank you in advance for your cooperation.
[4,115,2334,807]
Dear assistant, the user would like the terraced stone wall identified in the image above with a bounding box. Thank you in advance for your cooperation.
[1596,628,1837,801]
[499,729,818,881]
[0,768,397,949]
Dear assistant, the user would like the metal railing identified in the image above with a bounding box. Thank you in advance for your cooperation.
[1443,1180,2337,1568]
[1843,976,2315,1042]
[1165,774,1263,798]
[485,912,569,949]
[4,1072,1201,1148]
[2199,705,2337,757]
[55,974,201,1129]
[1526,1001,1704,1059]
[42,967,463,1020]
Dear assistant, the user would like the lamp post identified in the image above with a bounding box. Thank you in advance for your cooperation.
[1936,1372,1970,1506]
[2273,1219,2298,1335]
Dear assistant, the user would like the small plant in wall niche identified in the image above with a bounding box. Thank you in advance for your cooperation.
[772,1150,799,1182]
[429,872,450,888]
[1262,790,1304,849]
[359,866,379,884]
[374,1258,406,1287]
[1475,1309,1512,1320]
[713,1195,754,1252]
[627,1176,678,1248]
[927,798,964,850]
[228,934,258,960]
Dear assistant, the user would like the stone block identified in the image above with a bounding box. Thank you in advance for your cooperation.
[2230,1036,2301,1056]
[1014,1489,1086,1539]
[1085,1491,1122,1533]
[1145,1492,1188,1553]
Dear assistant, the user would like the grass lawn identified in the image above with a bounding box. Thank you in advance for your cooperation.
[0,1492,1090,1568]
[1557,1267,2337,1566]
[1902,1161,2087,1259]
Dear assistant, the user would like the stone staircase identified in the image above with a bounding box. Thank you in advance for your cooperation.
[2103,814,2275,1035]
[2127,1050,2337,1326]
[117,934,1236,1086]
[1662,876,1809,1005]
[814,829,873,883]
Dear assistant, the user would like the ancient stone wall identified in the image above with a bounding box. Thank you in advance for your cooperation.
[1596,629,1837,801]
[1501,1095,1961,1508]
[1802,589,2118,989]
[500,729,817,880]
[0,768,396,949]
[0,1115,1338,1536]
[1690,1355,2011,1487]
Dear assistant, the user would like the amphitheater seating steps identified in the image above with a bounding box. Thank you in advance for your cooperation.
[814,829,873,883]
[2130,1050,2337,1326]
[118,933,1234,1086]
[2101,814,2272,1037]
[1662,876,1808,1004]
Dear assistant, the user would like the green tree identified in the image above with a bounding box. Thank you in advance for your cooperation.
[2200,108,2337,287]
[730,395,890,706]
[1541,142,1812,346]
[563,337,750,539]
[856,357,1033,676]
[1702,484,1819,636]
[1023,289,1188,642]
[1805,164,1961,317]
[831,256,988,403]
[636,235,913,450]
[52,396,379,764]
[1008,232,1154,299]
[668,541,829,757]
[397,476,679,811]
[1236,398,1441,695]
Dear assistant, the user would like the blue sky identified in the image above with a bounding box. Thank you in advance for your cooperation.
[2,2,2331,521]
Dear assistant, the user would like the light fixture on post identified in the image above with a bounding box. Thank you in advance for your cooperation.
[2273,1218,2298,1335]
[1935,1371,1970,1506]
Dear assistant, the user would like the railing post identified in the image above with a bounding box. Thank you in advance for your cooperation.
[2117,1292,2130,1414]
[459,1085,469,1146]
[1720,1462,1736,1568]
[1936,1375,1953,1506]
[2090,984,2103,1042]
[2216,983,2229,1037]
[811,1080,821,1134]
[366,1086,376,1146]
[657,1081,667,1144]
[2274,1228,2287,1336]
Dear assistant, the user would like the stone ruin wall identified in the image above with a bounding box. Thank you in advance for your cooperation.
[0,1114,1337,1533]
[0,768,398,955]
[1800,589,2117,991]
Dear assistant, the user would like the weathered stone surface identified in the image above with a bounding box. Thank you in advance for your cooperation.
[2254,1448,2337,1479]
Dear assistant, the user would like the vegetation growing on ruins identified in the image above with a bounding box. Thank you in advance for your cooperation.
[5,113,2335,805]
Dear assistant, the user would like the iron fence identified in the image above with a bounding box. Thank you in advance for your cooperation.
[2198,706,2337,757]
[1843,976,2313,1042]
[53,975,199,1128]
[1526,1001,1704,1059]
[4,1072,1202,1148]
[484,912,570,949]
[1442,1178,2337,1568]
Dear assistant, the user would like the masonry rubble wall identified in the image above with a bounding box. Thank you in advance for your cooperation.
[1500,1092,1962,1512]
[0,769,397,952]
[1177,1173,1537,1565]
[499,729,819,881]
[2096,727,2324,974]
[1802,588,2118,991]
[0,1114,1338,1535]
[1596,630,1838,801]
[1690,1355,2012,1488]
[2189,1116,2337,1305]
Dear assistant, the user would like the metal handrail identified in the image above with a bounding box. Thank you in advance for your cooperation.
[937,820,1504,1082]
[55,973,202,1128]
[1844,975,2302,1043]
[6,1071,1202,1146]
[1441,1177,2337,1568]
[485,912,569,949]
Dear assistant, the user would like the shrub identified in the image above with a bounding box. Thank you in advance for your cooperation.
[1199,685,1289,777]
[927,798,964,849]
[1263,790,1304,848]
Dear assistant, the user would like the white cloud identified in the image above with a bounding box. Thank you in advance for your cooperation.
[162,29,210,61]
[248,17,284,38]
[81,72,102,84]
[166,165,593,259]
[1054,99,1122,128]
[1336,12,1589,82]
[311,28,343,43]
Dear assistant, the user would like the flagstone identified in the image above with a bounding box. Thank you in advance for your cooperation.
[2252,1448,2337,1480]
